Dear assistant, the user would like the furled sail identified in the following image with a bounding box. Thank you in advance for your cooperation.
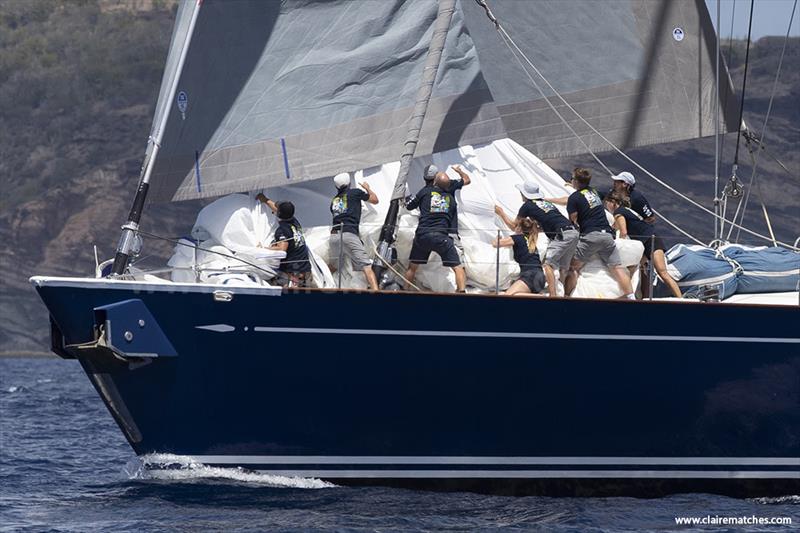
[147,0,738,203]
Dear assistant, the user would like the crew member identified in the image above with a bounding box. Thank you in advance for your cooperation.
[404,172,466,292]
[495,182,578,297]
[329,172,380,290]
[545,168,634,299]
[604,192,682,298]
[611,171,654,223]
[445,165,471,263]
[256,193,311,287]
[492,217,546,296]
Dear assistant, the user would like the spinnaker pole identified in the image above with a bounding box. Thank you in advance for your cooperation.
[111,0,202,275]
[373,0,456,282]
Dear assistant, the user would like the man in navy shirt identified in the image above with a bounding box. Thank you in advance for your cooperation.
[404,170,466,292]
[256,194,311,287]
[611,171,654,222]
[495,182,578,297]
[546,168,634,298]
[329,172,380,290]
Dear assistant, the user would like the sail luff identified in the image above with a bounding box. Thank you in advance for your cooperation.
[374,0,457,278]
[110,0,202,275]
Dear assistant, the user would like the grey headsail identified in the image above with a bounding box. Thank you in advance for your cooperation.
[146,0,738,203]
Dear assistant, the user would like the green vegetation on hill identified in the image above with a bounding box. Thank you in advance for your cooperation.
[0,0,174,211]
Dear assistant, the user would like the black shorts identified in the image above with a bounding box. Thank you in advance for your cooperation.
[642,235,666,260]
[409,231,461,267]
[518,269,546,293]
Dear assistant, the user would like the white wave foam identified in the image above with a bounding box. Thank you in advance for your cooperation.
[127,453,335,489]
[751,495,800,505]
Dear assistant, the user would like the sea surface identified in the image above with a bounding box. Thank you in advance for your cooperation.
[0,357,797,532]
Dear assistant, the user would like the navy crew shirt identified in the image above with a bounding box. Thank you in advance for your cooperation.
[330,187,369,235]
[274,217,310,273]
[406,185,456,234]
[567,187,613,235]
[614,206,654,243]
[517,199,572,239]
[511,234,543,272]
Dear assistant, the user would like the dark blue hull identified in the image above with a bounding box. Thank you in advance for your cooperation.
[32,277,800,497]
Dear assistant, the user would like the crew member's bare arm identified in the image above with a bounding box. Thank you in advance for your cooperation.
[269,240,289,252]
[256,193,278,214]
[360,182,379,205]
[452,165,471,186]
[569,212,578,225]
[492,236,515,248]
[494,205,518,232]
[544,195,569,206]
[613,214,628,238]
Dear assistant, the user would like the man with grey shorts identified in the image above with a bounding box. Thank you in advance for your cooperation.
[495,182,578,297]
[330,172,380,290]
[561,168,634,299]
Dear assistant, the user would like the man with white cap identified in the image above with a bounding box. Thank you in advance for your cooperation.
[494,181,579,297]
[611,171,655,223]
[329,172,380,290]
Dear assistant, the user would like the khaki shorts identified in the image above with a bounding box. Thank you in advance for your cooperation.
[330,231,372,270]
[544,228,579,271]
[575,231,621,266]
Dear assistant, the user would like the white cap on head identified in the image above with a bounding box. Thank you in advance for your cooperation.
[515,181,544,200]
[611,171,635,186]
[333,172,350,189]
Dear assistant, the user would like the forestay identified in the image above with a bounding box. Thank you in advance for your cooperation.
[147,0,739,203]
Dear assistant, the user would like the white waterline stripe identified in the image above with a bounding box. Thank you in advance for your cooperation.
[188,455,800,466]
[252,326,800,344]
[197,469,800,479]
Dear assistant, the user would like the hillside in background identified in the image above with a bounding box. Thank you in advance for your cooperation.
[0,1,798,353]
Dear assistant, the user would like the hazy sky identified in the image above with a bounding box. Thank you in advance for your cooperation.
[704,0,798,39]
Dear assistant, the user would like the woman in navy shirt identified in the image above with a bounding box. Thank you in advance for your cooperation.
[604,192,682,298]
[492,217,546,296]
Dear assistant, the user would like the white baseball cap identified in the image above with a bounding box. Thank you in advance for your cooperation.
[515,181,544,200]
[333,172,350,188]
[611,171,635,186]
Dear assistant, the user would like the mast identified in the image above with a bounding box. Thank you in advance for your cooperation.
[373,0,456,281]
[111,0,202,275]
[713,0,720,241]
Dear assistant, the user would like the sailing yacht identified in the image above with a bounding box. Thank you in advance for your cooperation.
[31,0,798,497]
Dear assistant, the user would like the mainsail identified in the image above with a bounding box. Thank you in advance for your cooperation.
[146,0,738,203]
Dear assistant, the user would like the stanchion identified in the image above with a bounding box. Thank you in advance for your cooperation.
[648,234,655,301]
[495,229,501,294]
[337,224,344,289]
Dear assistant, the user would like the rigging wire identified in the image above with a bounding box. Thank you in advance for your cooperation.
[488,18,798,251]
[732,0,755,169]
[720,0,756,240]
[732,0,797,243]
[134,229,279,279]
[496,30,612,175]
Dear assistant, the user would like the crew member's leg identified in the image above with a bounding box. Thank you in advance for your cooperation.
[435,234,466,292]
[405,233,430,290]
[343,233,378,291]
[593,232,634,298]
[505,280,531,296]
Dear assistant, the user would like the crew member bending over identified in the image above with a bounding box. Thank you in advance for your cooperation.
[495,182,579,297]
[604,192,682,298]
[545,168,634,299]
[329,172,379,290]
[256,194,311,288]
[404,172,466,292]
[493,217,546,296]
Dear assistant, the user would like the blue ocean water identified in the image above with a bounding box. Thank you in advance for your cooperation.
[0,357,796,532]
